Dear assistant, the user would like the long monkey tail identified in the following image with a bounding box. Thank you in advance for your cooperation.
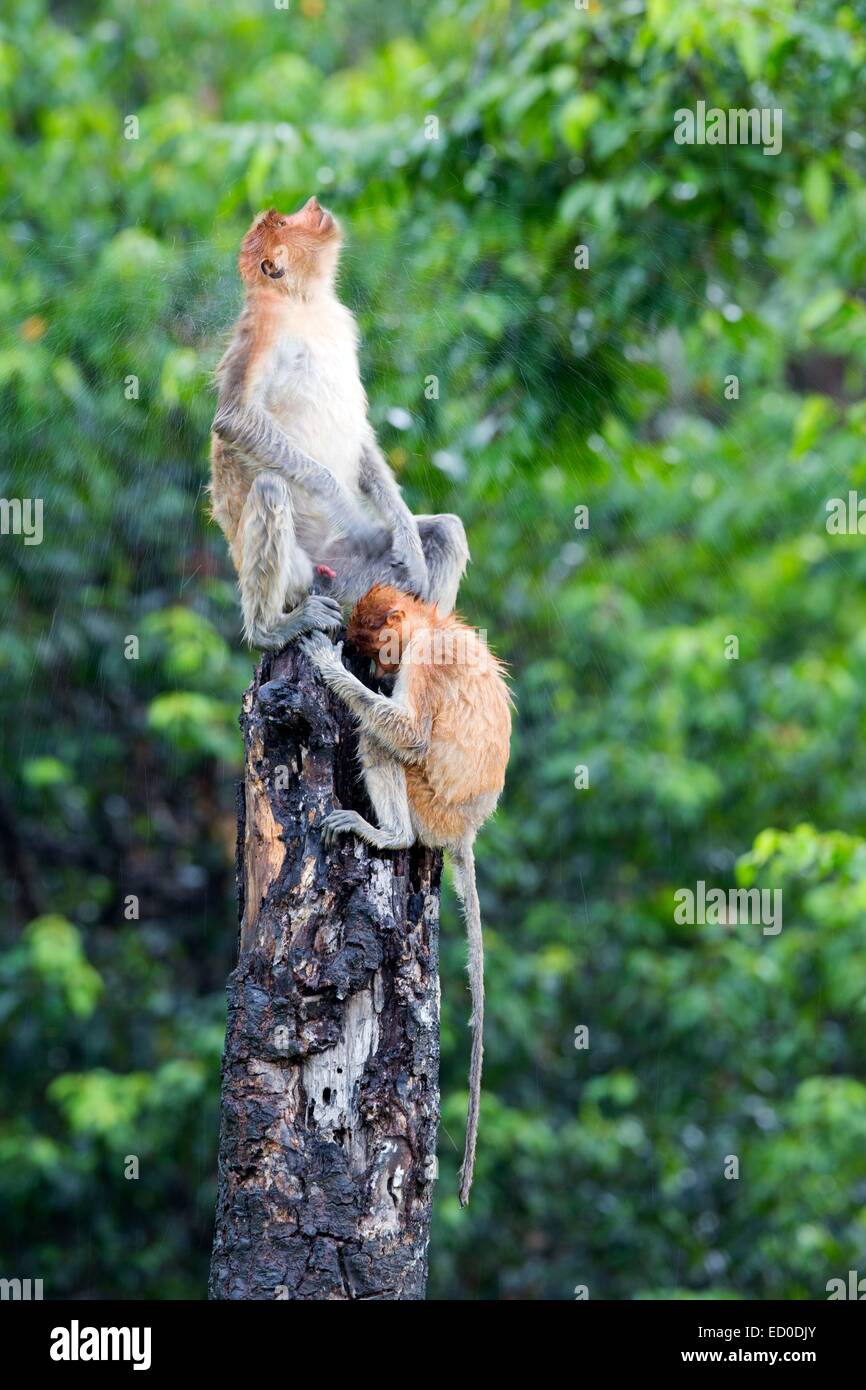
[451,839,484,1207]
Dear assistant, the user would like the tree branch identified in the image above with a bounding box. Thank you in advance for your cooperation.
[208,640,442,1301]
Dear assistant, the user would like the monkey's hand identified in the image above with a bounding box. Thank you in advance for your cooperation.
[357,442,429,593]
[213,401,385,551]
[390,525,430,600]
[299,630,344,678]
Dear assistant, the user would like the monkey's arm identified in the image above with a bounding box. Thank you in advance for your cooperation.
[213,398,387,552]
[301,635,429,763]
[358,442,429,597]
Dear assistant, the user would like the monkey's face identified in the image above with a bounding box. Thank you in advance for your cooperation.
[239,197,343,288]
[348,586,408,675]
[348,612,405,676]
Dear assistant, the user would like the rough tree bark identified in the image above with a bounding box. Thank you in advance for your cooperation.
[208,640,442,1301]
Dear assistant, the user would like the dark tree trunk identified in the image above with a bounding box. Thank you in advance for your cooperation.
[208,641,442,1301]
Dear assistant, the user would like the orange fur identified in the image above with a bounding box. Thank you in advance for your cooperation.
[238,198,342,289]
[342,585,510,1205]
[348,585,512,845]
[209,196,348,575]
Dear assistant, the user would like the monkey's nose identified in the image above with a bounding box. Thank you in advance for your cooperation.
[305,196,320,212]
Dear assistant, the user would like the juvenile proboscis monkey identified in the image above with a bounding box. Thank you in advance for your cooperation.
[301,585,512,1205]
[209,196,468,647]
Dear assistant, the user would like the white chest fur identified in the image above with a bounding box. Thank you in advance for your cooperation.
[258,294,369,486]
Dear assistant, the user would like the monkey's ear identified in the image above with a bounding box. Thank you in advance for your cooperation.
[239,215,286,282]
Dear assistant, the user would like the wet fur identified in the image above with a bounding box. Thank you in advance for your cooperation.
[209,200,468,646]
[304,586,512,1203]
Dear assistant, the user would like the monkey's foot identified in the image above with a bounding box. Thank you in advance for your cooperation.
[248,593,342,650]
[287,592,342,638]
[321,809,412,851]
[301,592,343,632]
[321,809,366,847]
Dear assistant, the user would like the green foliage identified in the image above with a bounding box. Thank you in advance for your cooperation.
[1,0,864,1299]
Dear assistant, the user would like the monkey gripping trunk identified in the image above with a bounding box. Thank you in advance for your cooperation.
[208,642,442,1301]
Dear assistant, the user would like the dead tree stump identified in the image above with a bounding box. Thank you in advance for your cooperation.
[208,640,442,1301]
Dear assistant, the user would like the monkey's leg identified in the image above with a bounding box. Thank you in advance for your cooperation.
[357,441,429,598]
[324,513,468,614]
[323,751,415,851]
[213,400,387,553]
[321,530,394,608]
[416,514,469,615]
[237,472,342,648]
